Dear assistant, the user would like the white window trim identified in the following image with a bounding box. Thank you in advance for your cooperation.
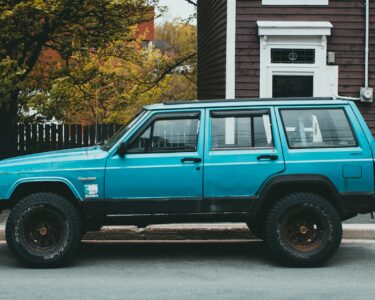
[262,0,328,5]
[258,21,336,98]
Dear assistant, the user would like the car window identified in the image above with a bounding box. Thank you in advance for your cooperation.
[127,115,200,153]
[280,108,357,149]
[210,110,273,150]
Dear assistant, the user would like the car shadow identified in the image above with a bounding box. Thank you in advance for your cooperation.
[0,240,374,269]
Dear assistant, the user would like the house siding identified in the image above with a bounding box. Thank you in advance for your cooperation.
[197,0,227,100]
[235,0,375,133]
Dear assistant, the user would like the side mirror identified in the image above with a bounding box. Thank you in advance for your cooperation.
[117,142,128,157]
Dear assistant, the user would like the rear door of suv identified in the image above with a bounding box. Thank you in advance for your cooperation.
[203,106,285,212]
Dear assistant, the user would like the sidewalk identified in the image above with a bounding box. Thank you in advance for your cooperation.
[1,222,375,242]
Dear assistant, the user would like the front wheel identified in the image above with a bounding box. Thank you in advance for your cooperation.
[264,192,342,267]
[6,193,82,268]
[246,221,264,239]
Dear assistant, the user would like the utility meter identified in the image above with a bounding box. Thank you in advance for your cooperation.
[361,87,374,102]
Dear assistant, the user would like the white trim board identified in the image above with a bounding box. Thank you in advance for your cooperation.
[262,0,328,5]
[257,21,333,36]
[226,0,236,99]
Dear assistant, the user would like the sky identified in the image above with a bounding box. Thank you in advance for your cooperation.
[156,0,196,24]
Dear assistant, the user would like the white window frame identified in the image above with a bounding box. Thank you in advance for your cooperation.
[262,0,328,5]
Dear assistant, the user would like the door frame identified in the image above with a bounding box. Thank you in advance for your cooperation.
[203,106,286,213]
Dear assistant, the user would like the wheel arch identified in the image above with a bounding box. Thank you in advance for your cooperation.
[254,175,344,218]
[6,178,82,210]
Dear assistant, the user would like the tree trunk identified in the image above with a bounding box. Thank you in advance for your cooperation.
[0,91,19,160]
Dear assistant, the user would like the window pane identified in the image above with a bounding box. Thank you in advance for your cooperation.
[211,112,273,149]
[254,115,273,147]
[281,109,357,148]
[271,49,315,64]
[127,127,151,153]
[273,75,313,98]
[151,118,199,152]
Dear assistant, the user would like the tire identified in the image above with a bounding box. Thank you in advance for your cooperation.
[246,221,264,239]
[6,193,82,268]
[264,192,342,267]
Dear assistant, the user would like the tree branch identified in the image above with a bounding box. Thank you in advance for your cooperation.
[140,52,196,94]
[184,0,197,6]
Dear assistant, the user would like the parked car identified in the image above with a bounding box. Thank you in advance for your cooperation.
[0,97,374,268]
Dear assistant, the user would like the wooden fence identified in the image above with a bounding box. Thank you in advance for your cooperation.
[14,123,122,157]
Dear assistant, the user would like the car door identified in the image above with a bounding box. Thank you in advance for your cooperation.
[105,109,204,214]
[203,107,285,212]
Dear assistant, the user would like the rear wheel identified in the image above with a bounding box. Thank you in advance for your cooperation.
[264,192,342,267]
[6,193,82,268]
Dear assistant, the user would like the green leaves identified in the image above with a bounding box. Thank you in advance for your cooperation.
[0,0,197,128]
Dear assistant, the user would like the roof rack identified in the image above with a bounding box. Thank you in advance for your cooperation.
[163,97,335,105]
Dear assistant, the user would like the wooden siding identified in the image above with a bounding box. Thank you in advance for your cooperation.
[197,0,227,100]
[235,0,375,133]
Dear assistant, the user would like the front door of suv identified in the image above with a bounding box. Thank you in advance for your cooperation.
[203,107,285,212]
[105,110,204,214]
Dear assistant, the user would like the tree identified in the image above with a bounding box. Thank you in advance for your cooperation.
[0,0,158,158]
[154,20,196,101]
[29,19,197,125]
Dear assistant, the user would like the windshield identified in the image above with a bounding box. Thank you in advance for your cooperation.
[101,109,148,151]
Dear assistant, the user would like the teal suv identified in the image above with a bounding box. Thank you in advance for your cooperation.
[1,98,375,267]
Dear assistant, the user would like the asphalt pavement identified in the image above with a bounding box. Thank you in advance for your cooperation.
[0,241,374,299]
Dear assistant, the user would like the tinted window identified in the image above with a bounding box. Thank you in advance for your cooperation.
[211,111,273,150]
[128,116,199,153]
[127,127,151,153]
[281,109,357,149]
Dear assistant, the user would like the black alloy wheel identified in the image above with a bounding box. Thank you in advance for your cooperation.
[264,192,342,267]
[6,193,82,268]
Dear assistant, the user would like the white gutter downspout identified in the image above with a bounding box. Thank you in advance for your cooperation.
[365,0,370,88]
[226,0,236,99]
[334,0,370,101]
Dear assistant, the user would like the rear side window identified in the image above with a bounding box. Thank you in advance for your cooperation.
[210,110,273,150]
[280,108,357,149]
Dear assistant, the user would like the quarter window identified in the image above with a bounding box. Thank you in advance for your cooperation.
[280,109,357,149]
[128,115,200,153]
[210,111,273,150]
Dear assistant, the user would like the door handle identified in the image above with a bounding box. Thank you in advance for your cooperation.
[181,157,202,163]
[257,155,278,161]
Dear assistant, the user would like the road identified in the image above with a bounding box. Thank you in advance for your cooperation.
[0,241,374,299]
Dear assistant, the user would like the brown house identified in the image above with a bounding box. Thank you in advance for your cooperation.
[197,0,375,132]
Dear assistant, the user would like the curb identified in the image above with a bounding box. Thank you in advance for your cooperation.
[1,224,375,241]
